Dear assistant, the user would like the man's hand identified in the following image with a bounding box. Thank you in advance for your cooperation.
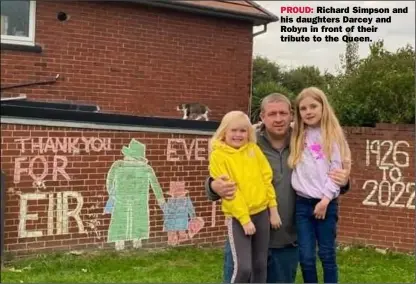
[329,158,351,186]
[211,175,236,200]
[269,207,282,229]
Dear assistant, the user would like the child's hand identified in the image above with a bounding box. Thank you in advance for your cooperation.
[314,197,330,219]
[242,221,256,235]
[269,207,282,229]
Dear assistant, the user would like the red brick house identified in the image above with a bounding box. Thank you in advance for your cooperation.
[0,0,281,257]
[1,0,278,120]
[1,1,413,259]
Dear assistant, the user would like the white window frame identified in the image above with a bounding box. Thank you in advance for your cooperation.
[1,1,36,46]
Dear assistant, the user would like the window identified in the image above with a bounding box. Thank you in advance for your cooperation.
[1,1,36,46]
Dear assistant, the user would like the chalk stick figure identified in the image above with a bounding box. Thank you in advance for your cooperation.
[162,181,204,245]
[104,139,165,250]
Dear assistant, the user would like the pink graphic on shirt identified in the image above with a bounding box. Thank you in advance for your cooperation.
[310,143,324,160]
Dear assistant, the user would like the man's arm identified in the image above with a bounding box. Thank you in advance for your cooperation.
[340,179,350,194]
[204,177,220,201]
[329,151,352,195]
[340,142,352,194]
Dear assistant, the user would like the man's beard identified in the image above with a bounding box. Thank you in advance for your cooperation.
[266,128,288,141]
[268,131,286,140]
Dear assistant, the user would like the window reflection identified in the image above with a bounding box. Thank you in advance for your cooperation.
[1,1,30,37]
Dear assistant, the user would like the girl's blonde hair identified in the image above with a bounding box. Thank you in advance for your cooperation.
[288,87,351,168]
[209,110,256,153]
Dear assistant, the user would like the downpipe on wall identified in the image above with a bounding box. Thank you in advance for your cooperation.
[1,171,5,267]
[253,24,268,37]
[248,24,268,122]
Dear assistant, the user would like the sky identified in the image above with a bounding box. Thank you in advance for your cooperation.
[252,1,415,74]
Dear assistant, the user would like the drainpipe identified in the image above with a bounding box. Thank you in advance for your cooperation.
[1,171,5,268]
[248,24,267,121]
[253,24,268,37]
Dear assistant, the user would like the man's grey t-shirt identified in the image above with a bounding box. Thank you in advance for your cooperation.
[256,130,297,249]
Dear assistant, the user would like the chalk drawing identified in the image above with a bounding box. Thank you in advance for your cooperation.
[18,191,85,238]
[211,202,216,227]
[14,137,111,154]
[14,155,70,184]
[84,199,103,240]
[13,137,110,185]
[362,139,414,209]
[166,138,208,161]
[15,136,111,239]
[166,138,216,226]
[162,181,204,245]
[104,139,165,250]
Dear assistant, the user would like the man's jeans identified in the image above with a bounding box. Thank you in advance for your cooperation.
[223,238,298,283]
[295,195,338,283]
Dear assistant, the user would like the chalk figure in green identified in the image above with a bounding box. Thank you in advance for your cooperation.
[104,139,165,250]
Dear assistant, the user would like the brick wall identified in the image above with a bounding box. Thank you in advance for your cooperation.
[1,1,252,121]
[339,124,415,252]
[1,122,225,255]
[1,122,414,256]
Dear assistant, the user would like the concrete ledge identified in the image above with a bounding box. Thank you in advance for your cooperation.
[0,116,215,136]
[1,101,220,135]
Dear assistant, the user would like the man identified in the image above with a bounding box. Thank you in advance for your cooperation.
[205,93,351,283]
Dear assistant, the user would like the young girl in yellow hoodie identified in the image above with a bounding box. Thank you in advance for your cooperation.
[209,110,281,284]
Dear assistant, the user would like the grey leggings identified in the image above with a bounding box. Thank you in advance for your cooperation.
[226,209,270,283]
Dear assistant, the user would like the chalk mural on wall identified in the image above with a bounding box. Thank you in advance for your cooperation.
[13,137,110,238]
[12,136,209,247]
[166,138,208,162]
[162,181,204,246]
[104,139,165,250]
[166,138,218,227]
[362,140,415,209]
[104,138,207,250]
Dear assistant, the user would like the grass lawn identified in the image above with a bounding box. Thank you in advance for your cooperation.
[1,246,414,283]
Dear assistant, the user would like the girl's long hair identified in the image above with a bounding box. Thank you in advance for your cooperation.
[209,110,256,154]
[288,87,351,168]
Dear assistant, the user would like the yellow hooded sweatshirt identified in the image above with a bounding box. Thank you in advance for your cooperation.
[209,140,277,226]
